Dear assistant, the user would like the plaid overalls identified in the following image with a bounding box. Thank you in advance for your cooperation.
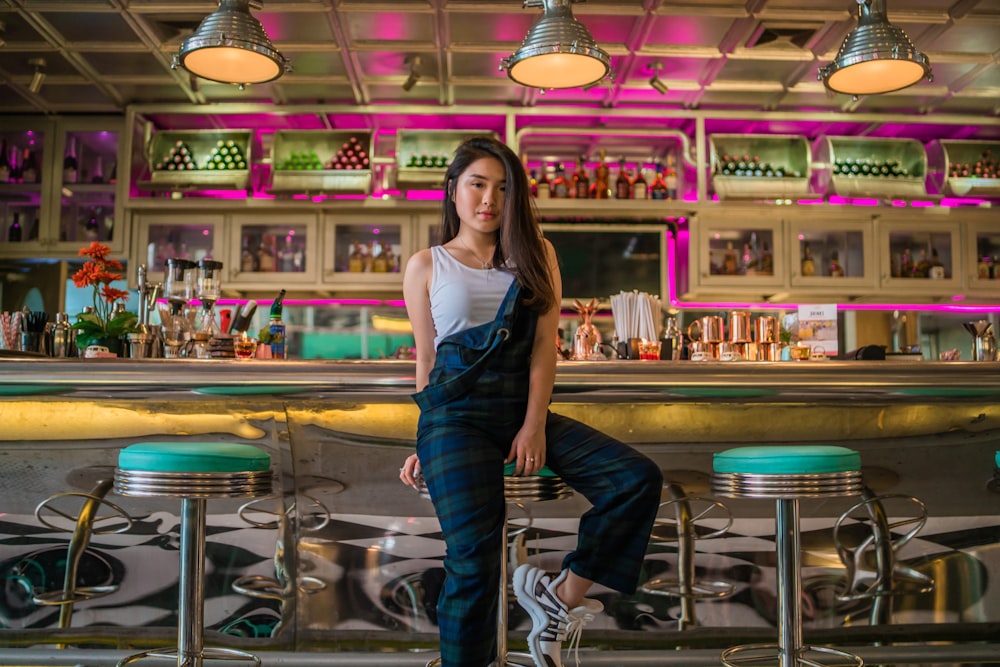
[415,280,663,666]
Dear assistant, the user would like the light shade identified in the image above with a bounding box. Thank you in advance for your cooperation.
[501,0,610,90]
[176,0,289,86]
[819,0,931,96]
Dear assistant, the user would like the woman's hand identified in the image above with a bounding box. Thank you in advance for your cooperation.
[508,424,545,476]
[399,453,423,489]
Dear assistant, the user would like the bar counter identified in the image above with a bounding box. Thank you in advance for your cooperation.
[1,359,999,665]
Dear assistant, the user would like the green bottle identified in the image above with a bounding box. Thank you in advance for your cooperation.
[269,289,286,359]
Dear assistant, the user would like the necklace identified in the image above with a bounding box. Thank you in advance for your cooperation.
[457,235,494,270]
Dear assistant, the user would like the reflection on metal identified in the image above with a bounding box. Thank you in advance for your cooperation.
[640,483,735,631]
[833,487,934,626]
[32,478,133,639]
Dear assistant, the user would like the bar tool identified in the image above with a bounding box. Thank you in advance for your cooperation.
[963,320,997,362]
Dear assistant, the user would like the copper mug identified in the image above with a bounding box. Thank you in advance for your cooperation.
[728,311,752,342]
[687,316,724,343]
[755,315,779,344]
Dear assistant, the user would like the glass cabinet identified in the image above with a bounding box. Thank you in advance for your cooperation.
[322,213,410,286]
[966,218,1000,294]
[129,212,225,288]
[54,118,122,252]
[0,118,51,254]
[876,220,961,296]
[787,217,875,292]
[228,213,319,285]
[691,213,785,293]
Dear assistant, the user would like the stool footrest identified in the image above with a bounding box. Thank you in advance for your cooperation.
[118,646,261,667]
[721,643,863,667]
[640,577,734,599]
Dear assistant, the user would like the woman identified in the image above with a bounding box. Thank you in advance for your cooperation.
[399,136,661,667]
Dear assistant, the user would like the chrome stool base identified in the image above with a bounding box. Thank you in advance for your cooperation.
[425,654,534,667]
[118,646,261,667]
[721,643,864,667]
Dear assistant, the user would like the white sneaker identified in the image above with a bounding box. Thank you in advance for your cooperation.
[512,564,603,667]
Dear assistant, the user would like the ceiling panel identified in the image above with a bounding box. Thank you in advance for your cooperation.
[0,0,995,143]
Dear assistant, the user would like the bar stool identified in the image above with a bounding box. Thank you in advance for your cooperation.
[990,451,1000,494]
[712,445,864,667]
[832,486,933,625]
[640,481,734,630]
[113,442,273,667]
[420,462,572,667]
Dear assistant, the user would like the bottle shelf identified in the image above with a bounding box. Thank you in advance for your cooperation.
[139,129,253,192]
[270,130,372,194]
[926,139,1000,198]
[813,137,927,199]
[709,134,810,200]
[394,130,495,188]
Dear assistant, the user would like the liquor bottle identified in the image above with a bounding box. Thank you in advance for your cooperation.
[21,148,39,184]
[91,155,105,183]
[109,161,117,184]
[528,169,539,198]
[0,140,9,182]
[759,242,774,275]
[7,213,22,242]
[63,137,79,183]
[279,237,296,273]
[83,209,100,241]
[633,167,648,200]
[615,157,631,199]
[536,165,551,200]
[900,247,912,278]
[801,242,815,277]
[593,149,610,199]
[348,241,364,272]
[551,163,569,198]
[372,242,388,273]
[650,165,668,200]
[914,249,930,278]
[829,250,845,277]
[723,242,739,275]
[572,155,590,199]
[664,156,678,200]
[241,236,259,272]
[257,235,276,272]
[269,289,287,359]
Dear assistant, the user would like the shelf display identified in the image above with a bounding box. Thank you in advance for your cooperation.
[787,218,875,292]
[876,220,960,296]
[229,213,319,285]
[270,130,372,194]
[322,215,409,285]
[813,137,926,199]
[709,134,810,200]
[140,130,253,191]
[395,130,496,188]
[0,123,47,251]
[927,140,1000,198]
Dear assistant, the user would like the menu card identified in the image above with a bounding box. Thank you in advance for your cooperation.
[797,304,838,356]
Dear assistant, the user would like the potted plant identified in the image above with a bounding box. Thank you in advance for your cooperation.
[71,242,137,355]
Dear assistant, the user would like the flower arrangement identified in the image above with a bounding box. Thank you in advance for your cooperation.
[71,241,137,352]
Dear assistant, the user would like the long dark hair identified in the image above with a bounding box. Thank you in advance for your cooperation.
[440,135,555,312]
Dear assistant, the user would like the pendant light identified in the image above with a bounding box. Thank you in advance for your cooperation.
[500,0,610,90]
[818,0,931,96]
[175,0,289,87]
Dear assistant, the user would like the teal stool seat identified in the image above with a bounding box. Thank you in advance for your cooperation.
[714,445,861,475]
[114,442,273,667]
[712,446,863,667]
[419,462,572,667]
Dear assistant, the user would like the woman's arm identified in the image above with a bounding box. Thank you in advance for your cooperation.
[403,248,436,392]
[509,238,561,474]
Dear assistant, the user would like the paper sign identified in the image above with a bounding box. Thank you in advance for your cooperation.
[797,304,838,356]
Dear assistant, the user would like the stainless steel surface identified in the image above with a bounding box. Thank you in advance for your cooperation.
[0,1,997,119]
[2,646,1000,667]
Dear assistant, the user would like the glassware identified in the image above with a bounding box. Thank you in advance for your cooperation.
[234,334,258,360]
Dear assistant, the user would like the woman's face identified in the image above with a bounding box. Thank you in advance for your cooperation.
[452,156,505,234]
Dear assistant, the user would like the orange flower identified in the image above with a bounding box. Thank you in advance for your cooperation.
[100,286,130,304]
[71,242,134,345]
[79,241,111,261]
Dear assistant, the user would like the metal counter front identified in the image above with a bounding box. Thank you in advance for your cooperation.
[1,359,998,666]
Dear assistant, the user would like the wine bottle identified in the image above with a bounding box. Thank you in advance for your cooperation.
[536,166,551,200]
[21,148,38,184]
[633,166,648,200]
[593,149,610,199]
[801,242,815,277]
[7,213,22,242]
[269,289,287,359]
[9,146,22,183]
[92,155,104,184]
[829,250,845,277]
[615,157,631,199]
[63,137,79,183]
[572,155,590,199]
[551,163,569,198]
[650,165,668,200]
[83,209,100,241]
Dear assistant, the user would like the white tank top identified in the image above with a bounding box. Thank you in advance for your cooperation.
[430,245,515,349]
